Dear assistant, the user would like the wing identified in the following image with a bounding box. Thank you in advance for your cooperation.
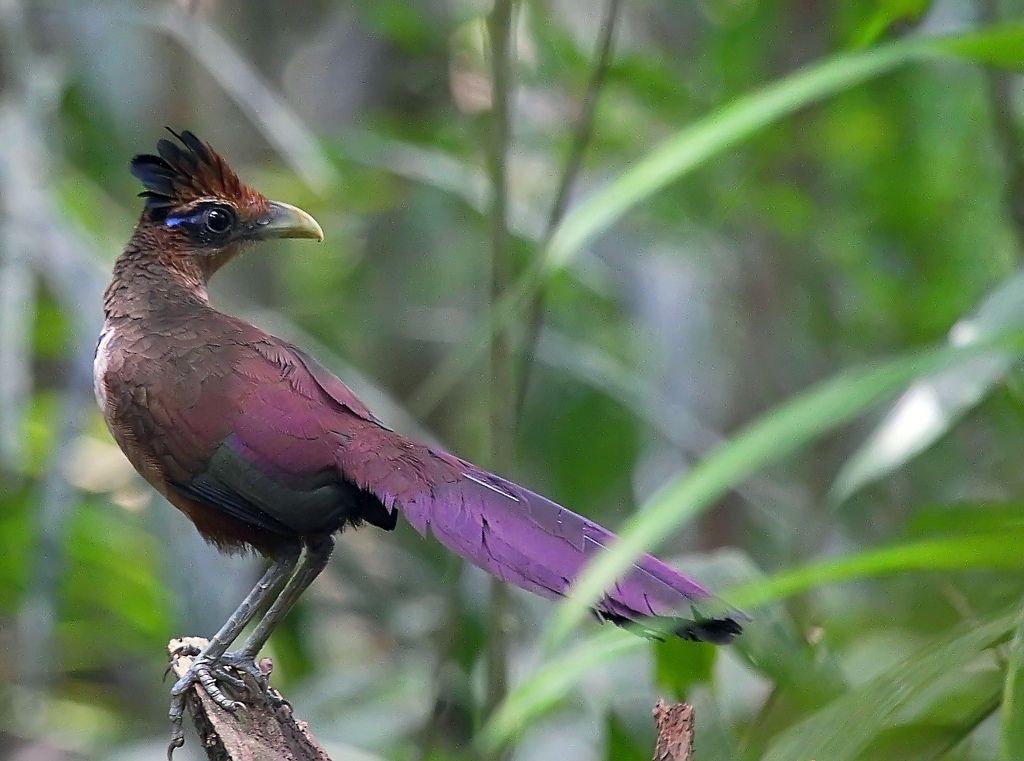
[112,323,740,640]
[106,322,395,546]
[166,334,397,538]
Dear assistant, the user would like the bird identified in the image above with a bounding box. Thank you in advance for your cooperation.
[96,129,742,755]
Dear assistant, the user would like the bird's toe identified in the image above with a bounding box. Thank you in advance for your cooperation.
[166,654,253,757]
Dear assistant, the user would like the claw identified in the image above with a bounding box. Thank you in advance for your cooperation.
[167,654,249,752]
[167,697,186,760]
[166,732,183,761]
[169,641,202,659]
[165,641,202,683]
[165,651,273,753]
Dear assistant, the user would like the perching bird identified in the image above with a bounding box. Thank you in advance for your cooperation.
[96,130,742,754]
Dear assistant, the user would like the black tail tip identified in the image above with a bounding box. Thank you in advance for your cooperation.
[675,616,743,645]
[595,610,744,644]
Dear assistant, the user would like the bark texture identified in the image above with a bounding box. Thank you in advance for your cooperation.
[652,700,694,761]
[168,637,332,761]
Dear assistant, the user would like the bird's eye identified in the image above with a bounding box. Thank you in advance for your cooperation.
[205,207,233,234]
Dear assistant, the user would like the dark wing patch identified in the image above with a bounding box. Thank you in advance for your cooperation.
[170,475,294,536]
[175,435,397,538]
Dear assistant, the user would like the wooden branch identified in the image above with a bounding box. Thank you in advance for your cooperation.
[168,638,332,761]
[652,700,694,761]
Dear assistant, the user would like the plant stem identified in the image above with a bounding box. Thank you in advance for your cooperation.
[516,0,622,417]
[480,1,621,731]
[483,0,516,736]
[979,0,1024,252]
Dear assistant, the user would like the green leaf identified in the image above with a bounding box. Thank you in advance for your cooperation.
[724,531,1024,611]
[686,551,848,708]
[907,502,1024,538]
[653,639,716,700]
[604,712,648,761]
[409,24,1024,415]
[1001,606,1024,759]
[545,334,1024,649]
[938,23,1024,69]
[482,552,842,752]
[849,0,932,48]
[832,270,1024,505]
[483,524,1024,753]
[855,716,997,761]
[854,667,1002,761]
[762,613,1014,761]
[478,629,639,752]
[543,25,1024,272]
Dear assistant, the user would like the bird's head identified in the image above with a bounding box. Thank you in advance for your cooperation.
[129,129,323,279]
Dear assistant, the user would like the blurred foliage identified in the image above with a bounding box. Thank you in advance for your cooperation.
[4,1,1024,760]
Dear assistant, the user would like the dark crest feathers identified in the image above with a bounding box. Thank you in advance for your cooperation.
[131,129,253,219]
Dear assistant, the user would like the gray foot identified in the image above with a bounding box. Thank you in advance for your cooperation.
[166,652,270,758]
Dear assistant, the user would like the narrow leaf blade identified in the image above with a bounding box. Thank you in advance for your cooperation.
[832,269,1024,504]
[763,614,1014,761]
[545,336,1024,648]
[1001,607,1024,759]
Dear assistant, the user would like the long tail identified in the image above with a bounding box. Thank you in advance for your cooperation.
[289,342,741,642]
[353,436,744,644]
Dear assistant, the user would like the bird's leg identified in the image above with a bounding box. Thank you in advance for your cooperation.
[234,535,336,661]
[167,543,300,759]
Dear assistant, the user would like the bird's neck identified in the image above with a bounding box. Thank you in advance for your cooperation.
[103,235,212,325]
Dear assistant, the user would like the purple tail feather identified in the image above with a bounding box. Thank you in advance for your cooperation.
[390,459,743,644]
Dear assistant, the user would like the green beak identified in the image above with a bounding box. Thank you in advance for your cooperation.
[254,201,324,242]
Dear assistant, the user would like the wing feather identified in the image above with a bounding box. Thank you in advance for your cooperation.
[109,320,740,641]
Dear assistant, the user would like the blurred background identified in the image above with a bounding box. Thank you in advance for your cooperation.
[4,0,1024,759]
